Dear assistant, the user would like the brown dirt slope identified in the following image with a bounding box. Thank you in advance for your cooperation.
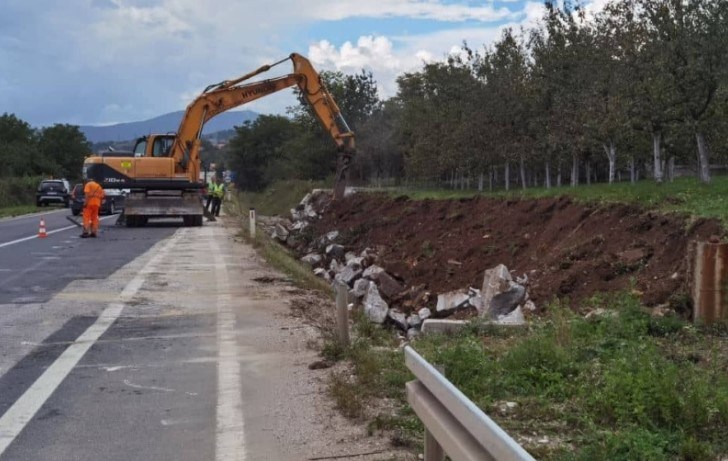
[315,193,724,311]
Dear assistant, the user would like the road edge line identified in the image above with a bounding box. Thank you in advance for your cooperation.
[0,230,182,455]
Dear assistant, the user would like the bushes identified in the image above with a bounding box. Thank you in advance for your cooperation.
[0,176,41,208]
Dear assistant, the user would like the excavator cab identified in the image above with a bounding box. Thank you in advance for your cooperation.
[133,135,176,158]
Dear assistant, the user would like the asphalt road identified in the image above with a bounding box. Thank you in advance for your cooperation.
[0,214,393,460]
[0,210,201,460]
[0,208,177,305]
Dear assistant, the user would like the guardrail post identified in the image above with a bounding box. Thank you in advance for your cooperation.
[692,240,728,324]
[335,281,350,347]
[424,429,445,461]
[249,208,256,238]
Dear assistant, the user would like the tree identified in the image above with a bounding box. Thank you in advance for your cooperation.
[287,69,381,181]
[355,99,404,185]
[0,113,50,177]
[642,0,728,183]
[480,29,534,190]
[227,115,298,190]
[37,124,91,180]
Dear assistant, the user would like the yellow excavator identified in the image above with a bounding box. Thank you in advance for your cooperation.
[83,53,356,227]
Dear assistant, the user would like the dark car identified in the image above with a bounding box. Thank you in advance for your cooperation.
[36,179,71,207]
[70,183,125,216]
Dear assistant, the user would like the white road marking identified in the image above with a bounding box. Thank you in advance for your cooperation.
[161,418,196,427]
[0,215,116,250]
[0,209,64,224]
[211,227,246,461]
[123,379,175,393]
[0,231,182,457]
[100,366,135,372]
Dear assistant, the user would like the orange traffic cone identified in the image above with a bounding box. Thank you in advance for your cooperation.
[38,218,47,238]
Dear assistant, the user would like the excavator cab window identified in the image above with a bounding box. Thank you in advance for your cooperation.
[134,139,147,158]
[152,137,174,158]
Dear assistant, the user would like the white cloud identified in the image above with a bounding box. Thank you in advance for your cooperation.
[306,0,516,22]
[308,24,520,100]
[1,0,539,126]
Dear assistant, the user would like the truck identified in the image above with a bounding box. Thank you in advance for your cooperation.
[83,53,356,227]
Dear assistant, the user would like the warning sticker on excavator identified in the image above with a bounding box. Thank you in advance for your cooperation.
[121,161,132,169]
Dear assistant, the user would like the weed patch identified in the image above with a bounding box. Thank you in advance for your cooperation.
[342,293,728,459]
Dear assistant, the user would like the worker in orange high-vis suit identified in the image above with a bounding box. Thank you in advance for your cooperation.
[81,178,105,238]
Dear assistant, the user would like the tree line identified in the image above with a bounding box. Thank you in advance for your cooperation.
[228,0,728,191]
[0,113,90,180]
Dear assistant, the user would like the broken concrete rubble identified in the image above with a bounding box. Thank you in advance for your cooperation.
[301,253,322,266]
[326,243,345,261]
[435,290,471,315]
[407,313,422,329]
[376,271,405,300]
[418,307,432,321]
[313,268,330,281]
[387,309,408,331]
[481,264,512,316]
[495,305,525,325]
[351,279,370,298]
[271,223,290,243]
[325,230,340,242]
[489,282,527,318]
[362,264,385,280]
[335,264,362,287]
[276,191,541,339]
[363,283,389,324]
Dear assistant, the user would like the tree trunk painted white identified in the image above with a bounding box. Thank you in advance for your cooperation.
[668,156,675,182]
[696,131,711,183]
[504,162,510,191]
[545,161,552,189]
[652,131,663,184]
[629,155,636,184]
[478,173,484,192]
[586,161,591,185]
[571,155,579,187]
[557,160,562,187]
[603,141,617,184]
[519,156,526,190]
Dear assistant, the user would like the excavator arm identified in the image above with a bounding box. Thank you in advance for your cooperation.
[171,53,355,199]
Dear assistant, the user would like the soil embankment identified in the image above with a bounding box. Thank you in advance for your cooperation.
[314,193,724,311]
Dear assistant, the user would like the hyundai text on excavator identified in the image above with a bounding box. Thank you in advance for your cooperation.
[83,53,356,227]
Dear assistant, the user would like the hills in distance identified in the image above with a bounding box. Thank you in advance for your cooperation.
[79,110,258,144]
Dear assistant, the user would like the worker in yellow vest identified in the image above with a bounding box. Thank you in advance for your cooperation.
[209,177,225,217]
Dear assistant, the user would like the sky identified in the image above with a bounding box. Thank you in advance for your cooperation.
[0,0,602,128]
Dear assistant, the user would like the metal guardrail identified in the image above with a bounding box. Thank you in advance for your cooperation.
[404,346,536,461]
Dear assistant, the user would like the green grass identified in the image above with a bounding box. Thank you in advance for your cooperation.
[235,179,329,216]
[0,205,42,218]
[225,188,332,294]
[395,177,728,225]
[396,294,728,460]
[325,312,422,447]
